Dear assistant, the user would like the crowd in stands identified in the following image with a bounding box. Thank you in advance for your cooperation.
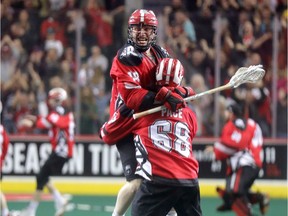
[0,0,287,138]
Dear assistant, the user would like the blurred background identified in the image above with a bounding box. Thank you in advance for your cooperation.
[0,0,287,138]
[0,0,287,215]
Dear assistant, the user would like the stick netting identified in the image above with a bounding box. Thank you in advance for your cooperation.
[229,65,265,88]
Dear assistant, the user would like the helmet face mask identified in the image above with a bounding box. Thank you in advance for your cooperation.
[127,9,158,52]
[156,58,184,88]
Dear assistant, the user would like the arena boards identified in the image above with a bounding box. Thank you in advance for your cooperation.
[1,176,287,198]
[3,136,287,199]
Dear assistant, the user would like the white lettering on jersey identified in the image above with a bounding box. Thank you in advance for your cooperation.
[124,83,141,89]
[128,71,140,82]
[231,130,242,143]
[161,109,183,118]
[149,119,191,157]
[120,46,138,58]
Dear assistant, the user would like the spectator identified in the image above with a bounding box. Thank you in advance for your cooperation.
[163,0,185,26]
[14,9,39,53]
[234,20,256,65]
[94,87,111,125]
[189,73,213,136]
[278,9,287,71]
[87,45,109,74]
[40,14,67,46]
[246,80,272,137]
[276,79,287,138]
[60,59,76,91]
[83,0,113,58]
[104,0,125,51]
[64,9,86,47]
[80,86,99,134]
[192,1,215,46]
[166,22,191,55]
[252,4,273,68]
[0,1,15,36]
[187,45,211,81]
[62,46,76,75]
[13,90,38,134]
[28,47,45,78]
[0,43,17,83]
[174,9,197,44]
[41,48,62,91]
[44,27,64,58]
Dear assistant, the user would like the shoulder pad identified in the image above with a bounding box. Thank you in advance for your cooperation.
[152,44,170,58]
[234,118,247,130]
[117,44,143,66]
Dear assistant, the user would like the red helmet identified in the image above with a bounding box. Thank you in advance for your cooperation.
[156,58,184,87]
[128,9,158,27]
[127,9,158,52]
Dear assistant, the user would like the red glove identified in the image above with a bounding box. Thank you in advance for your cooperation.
[174,86,196,98]
[155,87,186,112]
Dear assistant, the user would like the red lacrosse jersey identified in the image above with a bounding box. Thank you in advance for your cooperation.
[101,106,199,186]
[214,118,263,172]
[36,107,75,158]
[109,43,170,115]
[0,125,10,169]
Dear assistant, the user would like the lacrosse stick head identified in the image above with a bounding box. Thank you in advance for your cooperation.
[229,64,265,88]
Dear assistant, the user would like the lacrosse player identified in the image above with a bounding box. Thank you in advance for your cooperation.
[0,101,18,216]
[209,102,270,216]
[18,87,75,216]
[101,58,202,216]
[108,9,194,216]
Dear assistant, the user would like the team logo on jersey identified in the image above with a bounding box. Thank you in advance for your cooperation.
[120,46,138,58]
[160,47,169,57]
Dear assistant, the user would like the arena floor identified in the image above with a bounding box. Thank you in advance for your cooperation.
[7,194,287,216]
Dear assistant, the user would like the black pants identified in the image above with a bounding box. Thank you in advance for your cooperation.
[116,134,140,181]
[131,180,202,216]
[226,166,260,195]
[36,152,68,190]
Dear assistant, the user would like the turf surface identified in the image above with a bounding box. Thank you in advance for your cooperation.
[7,194,287,216]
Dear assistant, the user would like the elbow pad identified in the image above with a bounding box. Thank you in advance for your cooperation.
[139,91,157,111]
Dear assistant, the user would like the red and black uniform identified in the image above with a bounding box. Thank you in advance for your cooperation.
[35,106,75,190]
[213,118,263,215]
[0,125,10,179]
[109,43,169,181]
[110,43,169,114]
[101,105,202,216]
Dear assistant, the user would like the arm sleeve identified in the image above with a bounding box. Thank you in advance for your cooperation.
[249,123,264,167]
[1,127,10,166]
[36,116,52,129]
[213,141,237,161]
[65,113,75,158]
[113,62,151,111]
[100,106,135,145]
[38,112,72,129]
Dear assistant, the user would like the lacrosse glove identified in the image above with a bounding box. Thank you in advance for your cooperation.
[155,86,186,112]
[174,86,196,98]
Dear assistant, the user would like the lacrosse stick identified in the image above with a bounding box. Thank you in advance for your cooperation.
[133,64,265,119]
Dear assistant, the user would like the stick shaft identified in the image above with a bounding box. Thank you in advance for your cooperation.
[183,84,231,102]
[133,83,231,119]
